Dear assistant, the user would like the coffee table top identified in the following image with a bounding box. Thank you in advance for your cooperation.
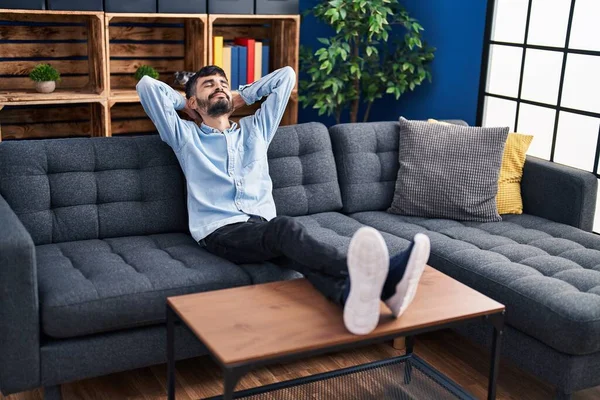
[167,266,504,366]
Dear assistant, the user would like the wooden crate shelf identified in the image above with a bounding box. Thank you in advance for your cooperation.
[0,100,108,141]
[0,9,106,104]
[207,14,299,125]
[109,102,154,137]
[208,14,299,91]
[108,101,201,137]
[106,13,207,98]
[108,88,186,106]
[0,10,299,138]
[0,91,104,106]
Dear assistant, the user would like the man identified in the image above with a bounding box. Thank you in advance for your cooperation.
[136,65,430,335]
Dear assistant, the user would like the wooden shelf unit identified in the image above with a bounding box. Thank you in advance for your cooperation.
[105,13,207,100]
[108,88,187,105]
[208,14,299,75]
[109,102,155,137]
[0,9,106,105]
[0,92,105,106]
[209,14,300,125]
[0,10,300,140]
[0,100,108,140]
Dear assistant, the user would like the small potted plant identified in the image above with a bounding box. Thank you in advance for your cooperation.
[29,64,61,93]
[135,65,159,81]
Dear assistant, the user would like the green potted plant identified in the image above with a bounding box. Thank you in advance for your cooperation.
[135,65,160,81]
[29,63,61,94]
[299,0,436,123]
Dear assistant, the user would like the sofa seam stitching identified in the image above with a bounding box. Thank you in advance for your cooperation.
[55,244,101,300]
[104,238,155,290]
[12,197,184,217]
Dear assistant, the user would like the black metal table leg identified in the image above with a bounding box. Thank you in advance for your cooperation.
[222,367,246,400]
[404,336,414,384]
[487,312,505,400]
[405,336,414,355]
[167,305,176,400]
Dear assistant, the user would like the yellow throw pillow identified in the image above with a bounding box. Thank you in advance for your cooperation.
[497,132,533,214]
[427,118,451,125]
[427,119,533,215]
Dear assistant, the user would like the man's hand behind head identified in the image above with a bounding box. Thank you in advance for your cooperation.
[183,98,203,126]
[231,91,246,112]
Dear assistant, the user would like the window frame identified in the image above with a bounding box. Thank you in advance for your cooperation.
[476,0,600,176]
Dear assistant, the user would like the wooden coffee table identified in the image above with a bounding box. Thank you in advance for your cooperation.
[166,266,505,400]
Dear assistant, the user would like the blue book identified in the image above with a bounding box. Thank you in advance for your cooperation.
[262,44,270,76]
[230,46,239,91]
[238,45,247,86]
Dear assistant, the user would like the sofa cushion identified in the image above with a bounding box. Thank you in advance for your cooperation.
[427,119,534,215]
[0,136,188,245]
[330,120,469,214]
[350,211,600,355]
[496,133,534,214]
[37,233,298,339]
[269,122,343,216]
[388,117,508,222]
[330,122,400,214]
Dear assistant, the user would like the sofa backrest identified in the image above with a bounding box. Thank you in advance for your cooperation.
[0,136,188,245]
[268,122,343,216]
[329,122,401,214]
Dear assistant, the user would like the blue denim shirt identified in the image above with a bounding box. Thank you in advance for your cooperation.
[136,66,295,241]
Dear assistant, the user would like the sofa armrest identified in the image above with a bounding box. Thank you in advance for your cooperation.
[0,194,40,394]
[521,156,598,231]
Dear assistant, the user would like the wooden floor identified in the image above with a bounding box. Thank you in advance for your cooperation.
[2,330,599,400]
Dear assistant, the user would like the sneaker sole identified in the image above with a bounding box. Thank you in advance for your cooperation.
[385,233,430,318]
[343,227,389,335]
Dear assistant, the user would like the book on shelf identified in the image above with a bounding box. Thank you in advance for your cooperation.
[213,36,224,68]
[222,45,232,87]
[220,39,271,90]
[254,41,263,83]
[230,46,239,90]
[262,44,270,77]
[238,45,248,86]
[234,38,255,84]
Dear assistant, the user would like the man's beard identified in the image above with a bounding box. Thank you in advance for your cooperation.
[197,92,233,117]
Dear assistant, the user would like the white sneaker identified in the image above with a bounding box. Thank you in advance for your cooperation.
[384,233,430,318]
[343,227,389,335]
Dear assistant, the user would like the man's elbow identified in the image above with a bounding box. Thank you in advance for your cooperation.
[135,75,153,93]
[279,66,296,90]
[282,66,296,82]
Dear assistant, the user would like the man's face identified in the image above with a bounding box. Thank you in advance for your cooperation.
[194,74,234,117]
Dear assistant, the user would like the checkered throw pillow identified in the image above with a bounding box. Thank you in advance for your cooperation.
[388,117,510,222]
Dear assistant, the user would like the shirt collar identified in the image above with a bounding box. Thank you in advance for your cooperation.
[200,121,238,134]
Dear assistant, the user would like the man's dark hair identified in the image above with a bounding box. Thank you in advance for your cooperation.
[185,65,228,99]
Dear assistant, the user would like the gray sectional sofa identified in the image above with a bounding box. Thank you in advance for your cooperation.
[0,121,599,400]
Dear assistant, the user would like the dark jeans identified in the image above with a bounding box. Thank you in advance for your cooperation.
[201,215,349,305]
